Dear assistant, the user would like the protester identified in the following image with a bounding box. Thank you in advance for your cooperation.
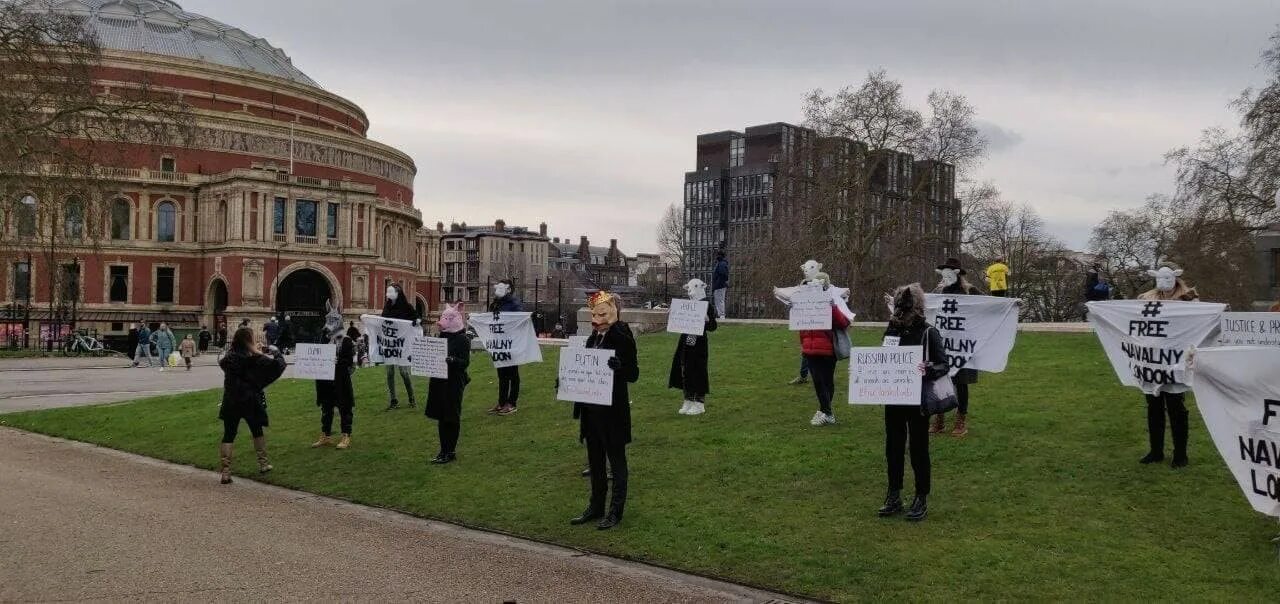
[179,334,195,371]
[712,250,729,319]
[1137,265,1200,468]
[985,257,1010,297]
[153,323,176,372]
[878,283,948,522]
[488,279,523,416]
[775,260,851,425]
[786,263,833,386]
[669,278,718,416]
[931,258,983,437]
[346,320,361,341]
[570,291,639,530]
[382,283,419,410]
[313,301,357,450]
[426,302,471,464]
[197,326,211,356]
[216,327,287,484]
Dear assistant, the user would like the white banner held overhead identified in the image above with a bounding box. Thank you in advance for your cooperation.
[291,343,335,381]
[848,346,923,406]
[788,285,833,331]
[666,299,710,336]
[557,348,616,406]
[360,315,416,367]
[924,294,1020,376]
[1189,346,1280,518]
[410,336,449,379]
[1086,300,1225,395]
[468,312,543,368]
[1216,312,1280,347]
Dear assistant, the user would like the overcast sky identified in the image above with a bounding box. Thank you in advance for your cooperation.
[185,0,1279,252]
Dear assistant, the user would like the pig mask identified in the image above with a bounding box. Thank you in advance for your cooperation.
[1147,266,1182,293]
[437,302,466,333]
[684,279,708,301]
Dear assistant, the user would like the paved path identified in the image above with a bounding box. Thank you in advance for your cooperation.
[0,355,224,413]
[0,428,796,603]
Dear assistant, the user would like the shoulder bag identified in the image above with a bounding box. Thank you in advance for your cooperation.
[921,326,959,416]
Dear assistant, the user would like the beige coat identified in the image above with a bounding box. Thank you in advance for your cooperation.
[1138,279,1199,302]
[179,338,196,358]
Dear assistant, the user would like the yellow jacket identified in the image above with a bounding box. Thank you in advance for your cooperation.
[986,262,1009,291]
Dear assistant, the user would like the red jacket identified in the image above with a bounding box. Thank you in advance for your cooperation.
[799,305,851,356]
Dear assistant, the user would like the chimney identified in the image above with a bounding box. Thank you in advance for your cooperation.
[436,221,444,232]
[449,222,460,232]
[539,222,547,237]
[495,218,506,232]
[609,239,618,250]
[553,237,560,244]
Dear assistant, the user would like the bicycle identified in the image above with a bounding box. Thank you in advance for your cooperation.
[65,331,107,356]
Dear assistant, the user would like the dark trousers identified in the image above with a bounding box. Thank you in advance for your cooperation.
[957,382,970,415]
[1145,392,1189,458]
[683,388,705,402]
[799,355,810,378]
[807,355,836,415]
[991,290,1008,297]
[497,366,521,406]
[221,416,264,443]
[321,404,353,436]
[437,420,460,455]
[885,405,931,495]
[586,436,629,517]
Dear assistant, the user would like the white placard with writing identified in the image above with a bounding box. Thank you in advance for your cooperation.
[292,343,336,381]
[848,346,923,406]
[1216,312,1280,347]
[360,314,416,367]
[666,299,710,336]
[411,336,449,379]
[788,285,832,331]
[557,348,616,406]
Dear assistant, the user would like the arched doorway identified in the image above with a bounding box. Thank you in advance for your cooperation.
[276,268,332,344]
[206,278,229,341]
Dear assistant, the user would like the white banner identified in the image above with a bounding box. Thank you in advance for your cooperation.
[788,285,833,331]
[666,299,710,336]
[1216,312,1280,347]
[924,294,1020,376]
[468,312,543,368]
[360,315,417,367]
[848,346,923,406]
[410,336,449,379]
[291,343,335,381]
[1086,300,1225,395]
[1189,346,1280,518]
[557,348,616,406]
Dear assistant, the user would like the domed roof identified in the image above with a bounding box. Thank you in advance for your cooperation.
[17,0,318,87]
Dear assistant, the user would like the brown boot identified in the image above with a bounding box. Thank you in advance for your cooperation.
[252,436,273,474]
[951,413,969,437]
[336,434,351,450]
[219,443,234,484]
[311,434,332,448]
[929,414,946,434]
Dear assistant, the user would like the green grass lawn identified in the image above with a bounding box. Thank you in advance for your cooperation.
[3,325,1277,601]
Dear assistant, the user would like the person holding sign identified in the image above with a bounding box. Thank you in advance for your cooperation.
[216,328,287,485]
[668,279,718,416]
[1137,266,1200,468]
[569,291,639,530]
[931,258,984,436]
[488,279,524,416]
[312,301,357,450]
[381,284,419,410]
[878,284,948,522]
[425,303,472,465]
[776,260,854,427]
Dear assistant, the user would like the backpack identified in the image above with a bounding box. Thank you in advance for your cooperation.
[1092,282,1111,296]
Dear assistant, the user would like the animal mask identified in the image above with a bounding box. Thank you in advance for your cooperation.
[588,291,620,333]
[386,285,398,302]
[437,302,466,333]
[494,282,511,298]
[684,278,708,301]
[936,268,959,287]
[322,299,344,341]
[1147,266,1183,292]
[801,260,823,282]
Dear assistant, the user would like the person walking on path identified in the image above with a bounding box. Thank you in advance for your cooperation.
[487,279,523,416]
[216,327,287,484]
[381,283,419,410]
[179,335,196,371]
[126,322,140,364]
[132,323,154,368]
[877,283,948,523]
[931,258,983,437]
[197,326,211,356]
[985,257,1010,297]
[426,302,471,464]
[153,323,176,372]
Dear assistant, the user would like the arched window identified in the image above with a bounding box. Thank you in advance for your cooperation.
[15,195,36,237]
[216,199,228,241]
[382,224,391,259]
[110,199,131,240]
[156,201,176,242]
[64,197,83,239]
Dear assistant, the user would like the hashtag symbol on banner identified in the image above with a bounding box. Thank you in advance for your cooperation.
[941,299,959,314]
[1141,301,1163,317]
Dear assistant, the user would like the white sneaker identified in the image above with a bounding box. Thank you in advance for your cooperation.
[678,401,692,415]
[810,411,826,426]
[689,402,705,415]
[158,367,165,372]
[822,413,837,425]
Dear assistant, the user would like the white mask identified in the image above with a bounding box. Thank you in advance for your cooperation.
[936,268,959,287]
[684,279,708,301]
[1147,267,1182,292]
[386,286,398,302]
[494,282,511,298]
[801,260,822,282]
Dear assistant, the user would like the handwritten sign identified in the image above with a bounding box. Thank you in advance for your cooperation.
[360,315,415,367]
[557,348,616,406]
[788,285,832,331]
[1216,312,1280,346]
[411,336,449,379]
[292,343,336,381]
[666,299,710,336]
[848,346,922,406]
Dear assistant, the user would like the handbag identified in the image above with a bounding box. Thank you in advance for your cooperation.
[831,327,851,360]
[920,326,959,416]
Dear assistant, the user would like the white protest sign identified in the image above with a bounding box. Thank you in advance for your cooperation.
[848,346,923,406]
[788,285,832,331]
[468,312,543,368]
[666,299,710,336]
[360,314,416,366]
[924,294,1020,376]
[557,348,616,406]
[567,335,588,348]
[410,336,449,379]
[291,343,335,380]
[1086,300,1225,395]
[1216,312,1280,347]
[1189,346,1280,518]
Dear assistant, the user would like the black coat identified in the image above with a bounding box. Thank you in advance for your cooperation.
[936,282,981,384]
[883,319,949,406]
[126,328,139,359]
[198,329,212,348]
[575,322,639,445]
[668,302,718,394]
[315,336,356,410]
[426,331,471,422]
[218,347,287,426]
[382,285,418,321]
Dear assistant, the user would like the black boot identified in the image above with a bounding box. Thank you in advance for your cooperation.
[877,489,903,517]
[385,399,399,411]
[598,496,624,530]
[570,505,604,525]
[1140,396,1165,464]
[905,495,928,522]
[597,512,620,530]
[1169,398,1189,468]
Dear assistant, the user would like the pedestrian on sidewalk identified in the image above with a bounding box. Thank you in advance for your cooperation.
[217,327,287,484]
[179,334,195,371]
[132,322,154,368]
[426,302,471,464]
[153,323,176,372]
[197,326,211,356]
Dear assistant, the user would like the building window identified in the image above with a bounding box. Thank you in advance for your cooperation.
[61,263,80,302]
[109,266,128,303]
[155,267,175,304]
[326,202,339,239]
[730,137,745,168]
[273,197,286,235]
[110,199,131,240]
[13,262,31,301]
[156,201,176,242]
[160,157,176,173]
[64,197,83,239]
[15,195,36,237]
[295,200,317,237]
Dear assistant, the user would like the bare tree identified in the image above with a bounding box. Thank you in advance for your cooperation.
[913,90,988,175]
[803,69,924,154]
[1088,195,1178,298]
[656,203,685,273]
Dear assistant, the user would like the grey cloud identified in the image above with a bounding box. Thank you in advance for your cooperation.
[975,120,1024,154]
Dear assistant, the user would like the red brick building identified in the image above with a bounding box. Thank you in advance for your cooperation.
[2,0,438,345]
